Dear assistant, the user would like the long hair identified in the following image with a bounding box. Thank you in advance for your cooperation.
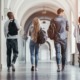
[32,17,40,42]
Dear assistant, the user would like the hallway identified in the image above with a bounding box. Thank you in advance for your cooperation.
[0,0,80,80]
[0,62,80,80]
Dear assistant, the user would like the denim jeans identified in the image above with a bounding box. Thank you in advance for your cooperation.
[54,39,67,65]
[6,39,18,68]
[30,40,39,67]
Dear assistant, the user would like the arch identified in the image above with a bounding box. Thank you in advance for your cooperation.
[5,0,77,24]
[23,10,57,35]
[19,2,70,28]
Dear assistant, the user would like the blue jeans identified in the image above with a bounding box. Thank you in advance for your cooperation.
[54,39,67,65]
[30,40,39,67]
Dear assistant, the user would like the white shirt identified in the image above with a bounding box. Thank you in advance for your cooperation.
[4,19,20,39]
[74,24,80,43]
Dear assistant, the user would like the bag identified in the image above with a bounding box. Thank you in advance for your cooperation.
[37,29,47,44]
[8,20,18,36]
[47,19,56,40]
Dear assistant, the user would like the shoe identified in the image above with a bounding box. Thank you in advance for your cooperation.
[57,68,60,72]
[12,64,15,72]
[7,67,10,72]
[35,67,38,71]
[62,65,65,71]
[31,66,34,71]
[57,64,60,72]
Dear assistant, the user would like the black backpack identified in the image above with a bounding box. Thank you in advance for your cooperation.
[37,29,47,44]
[8,20,18,36]
[47,19,56,40]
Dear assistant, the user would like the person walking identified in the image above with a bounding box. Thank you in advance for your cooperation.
[29,17,40,71]
[53,8,69,72]
[4,12,20,72]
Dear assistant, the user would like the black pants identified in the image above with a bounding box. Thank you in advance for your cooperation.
[6,39,18,68]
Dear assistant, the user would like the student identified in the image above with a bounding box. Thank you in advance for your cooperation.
[53,8,69,72]
[4,12,19,72]
[29,17,40,71]
[74,17,80,67]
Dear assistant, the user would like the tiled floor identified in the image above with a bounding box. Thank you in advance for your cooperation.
[0,62,80,80]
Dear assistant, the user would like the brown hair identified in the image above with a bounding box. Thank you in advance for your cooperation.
[32,17,40,42]
[50,19,54,25]
[78,17,80,23]
[7,12,14,19]
[57,8,64,14]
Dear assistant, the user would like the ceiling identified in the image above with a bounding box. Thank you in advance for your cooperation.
[3,0,78,27]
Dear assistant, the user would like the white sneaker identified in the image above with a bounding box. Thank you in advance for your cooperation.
[7,67,10,72]
[12,63,15,72]
[35,67,38,71]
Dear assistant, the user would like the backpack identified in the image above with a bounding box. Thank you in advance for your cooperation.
[37,29,47,44]
[8,20,18,36]
[47,19,56,40]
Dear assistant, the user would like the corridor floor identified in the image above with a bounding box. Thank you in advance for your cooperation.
[0,62,80,80]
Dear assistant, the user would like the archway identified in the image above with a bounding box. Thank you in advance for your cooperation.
[19,9,71,63]
[17,2,73,63]
[21,10,57,62]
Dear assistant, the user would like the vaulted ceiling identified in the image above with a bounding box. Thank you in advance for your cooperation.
[4,0,78,27]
